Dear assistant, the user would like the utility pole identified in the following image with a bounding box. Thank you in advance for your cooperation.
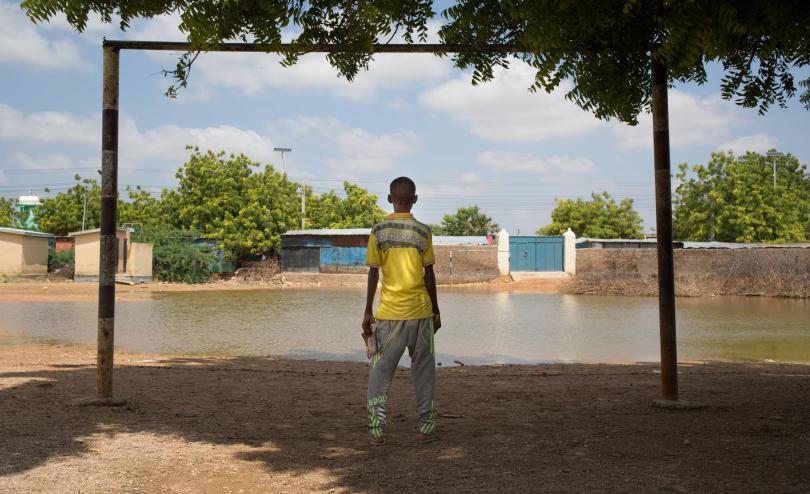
[766,151,785,188]
[300,186,306,229]
[82,185,88,231]
[273,147,292,174]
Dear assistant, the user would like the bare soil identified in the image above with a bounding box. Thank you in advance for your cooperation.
[2,344,809,493]
[0,276,566,303]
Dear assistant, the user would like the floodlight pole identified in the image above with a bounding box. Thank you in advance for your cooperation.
[97,45,120,401]
[651,55,678,402]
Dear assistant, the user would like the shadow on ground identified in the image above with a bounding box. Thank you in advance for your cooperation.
[1,353,809,492]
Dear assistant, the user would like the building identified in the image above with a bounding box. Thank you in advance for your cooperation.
[69,228,153,282]
[576,238,684,249]
[0,227,53,276]
[281,229,370,273]
[16,195,40,230]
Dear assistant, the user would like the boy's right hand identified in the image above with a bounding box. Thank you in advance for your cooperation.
[362,311,374,334]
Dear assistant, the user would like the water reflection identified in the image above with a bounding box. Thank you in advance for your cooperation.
[0,290,807,365]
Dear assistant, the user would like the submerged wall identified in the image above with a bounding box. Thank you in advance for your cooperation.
[570,248,810,298]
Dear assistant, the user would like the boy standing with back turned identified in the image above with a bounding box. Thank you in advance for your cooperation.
[362,176,441,446]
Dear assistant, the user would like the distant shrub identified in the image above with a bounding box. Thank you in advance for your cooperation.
[48,248,74,273]
[133,226,216,283]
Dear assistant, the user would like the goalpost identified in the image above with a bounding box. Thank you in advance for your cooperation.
[90,39,679,404]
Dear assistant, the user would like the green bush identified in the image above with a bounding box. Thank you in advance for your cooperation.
[133,226,217,283]
[48,248,74,273]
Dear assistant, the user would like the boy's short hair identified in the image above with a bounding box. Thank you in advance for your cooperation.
[390,176,416,196]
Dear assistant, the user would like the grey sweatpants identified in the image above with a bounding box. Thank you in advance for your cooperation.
[367,318,437,438]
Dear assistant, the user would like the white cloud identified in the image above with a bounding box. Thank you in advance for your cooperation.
[12,151,76,170]
[477,151,596,175]
[118,118,279,167]
[459,172,481,184]
[0,102,280,172]
[719,133,779,155]
[0,3,90,69]
[419,61,605,143]
[611,90,745,150]
[0,169,7,184]
[192,51,451,102]
[1,103,418,178]
[0,103,98,143]
[271,116,420,173]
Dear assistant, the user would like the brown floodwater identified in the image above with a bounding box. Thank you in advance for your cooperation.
[0,290,807,365]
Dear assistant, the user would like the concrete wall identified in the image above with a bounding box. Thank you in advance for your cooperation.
[0,232,23,275]
[0,232,48,276]
[572,248,810,297]
[129,242,153,279]
[74,230,131,277]
[432,245,499,284]
[74,234,99,276]
[19,235,48,275]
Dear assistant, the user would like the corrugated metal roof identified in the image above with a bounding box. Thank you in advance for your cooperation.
[68,227,135,237]
[0,227,54,238]
[576,237,657,243]
[433,236,489,245]
[283,228,371,236]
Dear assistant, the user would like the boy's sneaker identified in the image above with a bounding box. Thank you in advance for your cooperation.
[368,432,386,446]
[417,431,440,444]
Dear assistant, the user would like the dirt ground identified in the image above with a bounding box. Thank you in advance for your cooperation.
[0,276,566,303]
[1,344,808,493]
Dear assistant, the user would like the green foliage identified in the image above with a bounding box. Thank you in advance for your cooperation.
[48,248,74,273]
[537,192,643,238]
[161,148,301,260]
[0,197,20,228]
[133,225,217,283]
[21,1,810,117]
[674,151,810,242]
[119,186,174,229]
[306,182,386,229]
[35,175,100,236]
[441,1,810,121]
[431,205,498,236]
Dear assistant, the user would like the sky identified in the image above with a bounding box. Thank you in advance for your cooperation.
[1,1,809,234]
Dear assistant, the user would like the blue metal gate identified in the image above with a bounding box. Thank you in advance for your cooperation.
[509,236,564,271]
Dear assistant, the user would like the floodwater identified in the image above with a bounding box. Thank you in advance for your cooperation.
[0,290,808,365]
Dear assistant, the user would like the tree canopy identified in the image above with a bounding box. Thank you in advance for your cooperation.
[431,205,498,236]
[160,148,302,259]
[537,192,644,239]
[306,182,386,229]
[21,1,810,117]
[30,148,387,259]
[674,151,810,242]
[0,197,21,228]
[35,175,101,236]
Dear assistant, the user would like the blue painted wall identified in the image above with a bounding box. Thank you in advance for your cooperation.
[320,247,367,273]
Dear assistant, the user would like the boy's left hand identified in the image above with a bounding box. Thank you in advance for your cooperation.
[433,312,441,333]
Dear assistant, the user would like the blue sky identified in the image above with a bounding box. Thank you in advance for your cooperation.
[2,1,809,234]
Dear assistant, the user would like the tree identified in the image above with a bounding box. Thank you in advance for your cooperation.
[674,151,810,243]
[133,225,218,283]
[537,192,643,238]
[23,2,810,116]
[35,175,101,236]
[306,182,386,229]
[431,206,498,236]
[118,186,174,229]
[162,147,301,260]
[0,197,21,228]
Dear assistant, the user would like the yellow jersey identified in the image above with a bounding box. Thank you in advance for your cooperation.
[365,213,435,320]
